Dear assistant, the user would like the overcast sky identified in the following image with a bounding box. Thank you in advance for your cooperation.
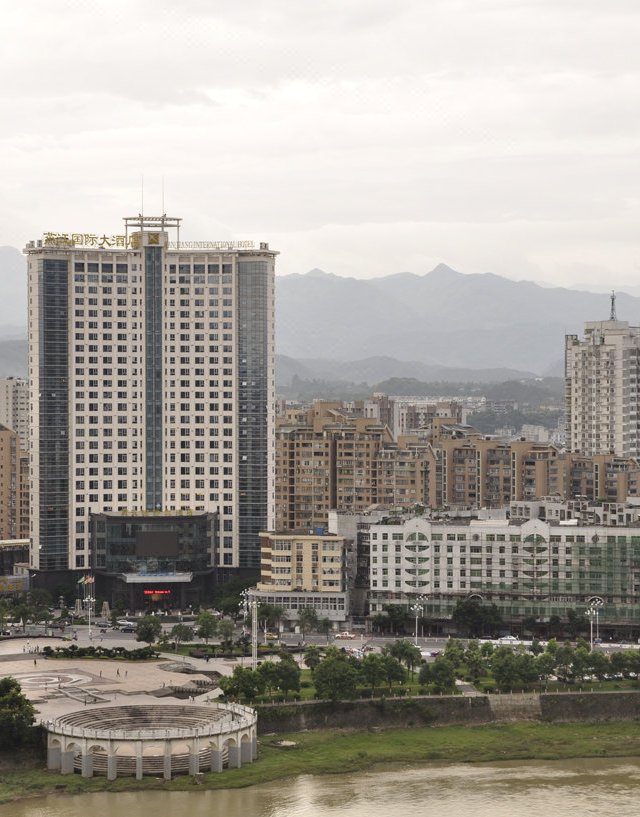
[2,0,640,288]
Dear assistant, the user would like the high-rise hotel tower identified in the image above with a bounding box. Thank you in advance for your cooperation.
[26,215,276,574]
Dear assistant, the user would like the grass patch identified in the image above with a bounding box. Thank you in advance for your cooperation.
[3,720,640,802]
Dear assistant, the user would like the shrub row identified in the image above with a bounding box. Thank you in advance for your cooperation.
[41,645,159,661]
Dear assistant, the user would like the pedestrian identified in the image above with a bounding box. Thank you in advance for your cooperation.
[33,658,37,667]
[99,670,103,678]
[116,668,120,676]
[125,670,128,678]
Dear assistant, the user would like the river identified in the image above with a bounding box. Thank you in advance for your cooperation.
[1,758,639,817]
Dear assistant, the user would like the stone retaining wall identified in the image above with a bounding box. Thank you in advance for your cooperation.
[256,691,640,734]
[256,696,493,734]
[540,691,640,722]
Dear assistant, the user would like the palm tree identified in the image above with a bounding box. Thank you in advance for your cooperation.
[297,607,319,638]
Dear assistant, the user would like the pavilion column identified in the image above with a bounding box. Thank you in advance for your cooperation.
[135,741,143,780]
[227,744,241,769]
[60,750,75,775]
[81,753,93,778]
[47,744,61,771]
[241,740,253,764]
[163,743,172,781]
[210,747,223,773]
[107,754,118,781]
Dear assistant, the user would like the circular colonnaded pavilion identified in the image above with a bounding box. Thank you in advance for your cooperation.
[43,702,257,780]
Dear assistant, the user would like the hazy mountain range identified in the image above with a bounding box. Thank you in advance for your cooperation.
[0,247,634,385]
[275,265,630,378]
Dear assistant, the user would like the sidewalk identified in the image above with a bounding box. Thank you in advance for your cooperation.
[0,635,240,721]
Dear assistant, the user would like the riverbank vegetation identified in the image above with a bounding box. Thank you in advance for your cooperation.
[2,720,640,803]
[217,638,640,706]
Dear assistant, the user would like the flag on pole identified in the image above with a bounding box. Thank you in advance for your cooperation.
[77,575,86,584]
[85,576,95,584]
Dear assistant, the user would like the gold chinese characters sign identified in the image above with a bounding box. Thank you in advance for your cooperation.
[43,232,136,248]
[0,576,28,595]
[42,234,255,251]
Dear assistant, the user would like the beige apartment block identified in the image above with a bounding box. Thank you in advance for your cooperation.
[0,377,28,451]
[0,425,28,540]
[275,402,432,531]
[566,315,640,457]
[257,531,346,593]
[251,530,349,624]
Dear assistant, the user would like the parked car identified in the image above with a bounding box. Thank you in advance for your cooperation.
[120,624,136,633]
[335,631,356,639]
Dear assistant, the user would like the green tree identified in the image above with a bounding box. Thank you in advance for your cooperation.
[360,653,386,695]
[196,609,219,644]
[464,641,486,682]
[219,666,264,702]
[169,623,194,651]
[555,644,575,681]
[0,600,9,632]
[303,645,322,670]
[566,608,587,638]
[29,589,52,620]
[521,615,539,638]
[382,605,410,635]
[491,647,522,692]
[318,617,333,643]
[217,618,235,650]
[535,651,556,682]
[257,660,280,695]
[371,612,391,634]
[610,650,631,678]
[480,640,494,659]
[135,615,162,644]
[530,638,544,656]
[213,575,259,618]
[380,653,407,692]
[385,639,422,678]
[548,615,562,638]
[419,656,456,694]
[588,650,610,681]
[313,654,359,701]
[256,603,284,637]
[297,607,319,636]
[0,677,35,749]
[444,638,466,670]
[451,598,503,638]
[276,656,301,695]
[571,646,591,681]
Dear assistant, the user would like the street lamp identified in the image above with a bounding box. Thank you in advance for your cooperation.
[241,589,258,671]
[586,597,604,650]
[410,595,427,646]
[84,596,94,641]
[586,606,596,651]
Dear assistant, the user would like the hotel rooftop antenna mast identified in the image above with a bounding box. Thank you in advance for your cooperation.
[610,290,617,321]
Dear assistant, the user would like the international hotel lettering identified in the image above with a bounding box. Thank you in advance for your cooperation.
[42,232,255,250]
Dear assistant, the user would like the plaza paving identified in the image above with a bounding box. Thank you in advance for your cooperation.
[0,633,239,722]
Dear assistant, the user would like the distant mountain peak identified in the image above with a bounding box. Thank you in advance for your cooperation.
[305,268,333,279]
[427,263,461,278]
